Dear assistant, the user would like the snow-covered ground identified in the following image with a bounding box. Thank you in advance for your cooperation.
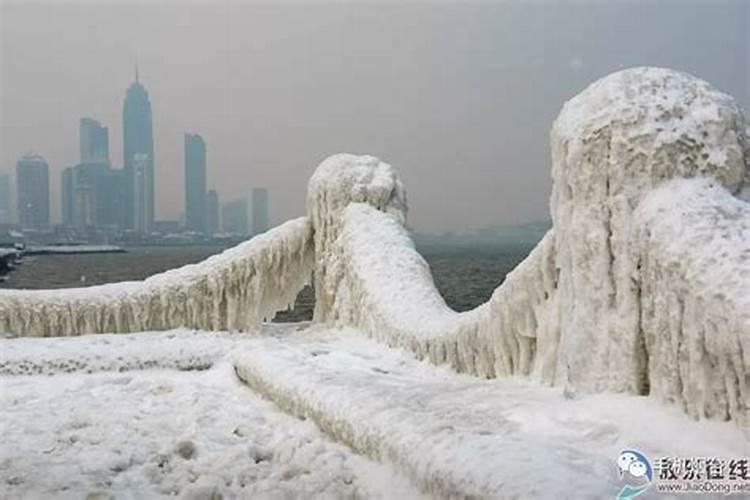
[2,325,747,499]
[0,327,423,500]
[234,326,750,498]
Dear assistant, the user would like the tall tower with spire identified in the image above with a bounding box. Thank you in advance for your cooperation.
[122,66,154,231]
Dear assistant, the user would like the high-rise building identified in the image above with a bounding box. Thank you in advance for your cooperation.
[61,167,75,227]
[98,168,126,229]
[132,153,151,233]
[222,198,248,235]
[0,173,12,224]
[63,164,125,230]
[80,118,110,165]
[184,134,207,232]
[123,68,154,232]
[206,189,219,235]
[16,153,50,231]
[251,188,269,235]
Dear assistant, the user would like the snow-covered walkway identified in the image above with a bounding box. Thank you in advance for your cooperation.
[233,326,749,499]
[0,328,422,500]
[2,324,748,499]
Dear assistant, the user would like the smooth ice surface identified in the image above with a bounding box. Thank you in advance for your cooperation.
[0,218,313,337]
[233,327,749,499]
[0,328,423,500]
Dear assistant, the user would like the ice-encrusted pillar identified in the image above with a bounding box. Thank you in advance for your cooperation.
[550,67,748,394]
[306,154,407,322]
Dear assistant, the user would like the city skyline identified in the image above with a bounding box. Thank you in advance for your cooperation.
[3,70,270,236]
[2,1,747,231]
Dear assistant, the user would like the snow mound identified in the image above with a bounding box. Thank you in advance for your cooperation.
[0,218,313,337]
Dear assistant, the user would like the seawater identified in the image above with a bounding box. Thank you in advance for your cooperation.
[2,245,533,321]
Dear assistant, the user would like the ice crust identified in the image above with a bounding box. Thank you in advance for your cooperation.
[0,218,313,337]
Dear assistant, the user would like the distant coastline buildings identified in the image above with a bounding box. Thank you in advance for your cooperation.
[16,153,50,231]
[62,118,124,230]
[220,188,270,237]
[4,67,273,243]
[251,188,269,235]
[222,198,248,235]
[206,189,220,235]
[184,134,207,233]
[123,68,155,232]
[0,173,11,225]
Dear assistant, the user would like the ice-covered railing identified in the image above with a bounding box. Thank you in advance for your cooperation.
[309,68,749,426]
[0,217,313,337]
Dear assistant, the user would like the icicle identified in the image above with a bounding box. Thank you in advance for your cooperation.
[0,218,314,337]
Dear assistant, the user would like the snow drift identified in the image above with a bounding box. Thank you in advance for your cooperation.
[0,218,313,337]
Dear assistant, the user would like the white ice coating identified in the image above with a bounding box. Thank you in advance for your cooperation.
[1,67,748,427]
[306,153,407,323]
[307,68,749,426]
[0,217,313,337]
[550,67,747,398]
[634,178,750,427]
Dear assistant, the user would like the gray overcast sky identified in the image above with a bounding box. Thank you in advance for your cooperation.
[1,0,748,232]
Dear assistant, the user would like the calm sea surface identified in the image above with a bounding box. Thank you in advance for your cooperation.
[2,245,533,322]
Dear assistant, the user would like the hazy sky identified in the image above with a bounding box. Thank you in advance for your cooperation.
[1,0,748,231]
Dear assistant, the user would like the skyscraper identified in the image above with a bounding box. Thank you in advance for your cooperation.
[251,188,269,235]
[61,167,74,227]
[222,198,248,235]
[0,173,11,224]
[123,68,154,232]
[184,133,207,232]
[16,153,50,231]
[132,153,150,233]
[206,189,219,235]
[79,118,109,165]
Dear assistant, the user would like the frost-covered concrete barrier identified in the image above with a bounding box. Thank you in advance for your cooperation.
[0,218,313,337]
[308,68,749,426]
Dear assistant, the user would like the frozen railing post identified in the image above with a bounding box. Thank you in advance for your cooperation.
[302,68,749,426]
[306,154,407,323]
[550,68,748,411]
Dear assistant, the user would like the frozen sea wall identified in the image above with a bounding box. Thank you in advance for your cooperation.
[0,217,313,337]
[308,68,749,425]
[0,67,747,425]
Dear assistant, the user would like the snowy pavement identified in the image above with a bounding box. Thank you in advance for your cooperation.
[1,325,748,499]
[0,328,422,500]
[233,327,750,499]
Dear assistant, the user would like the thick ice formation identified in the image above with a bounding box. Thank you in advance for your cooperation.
[634,178,750,426]
[305,68,749,426]
[1,67,747,427]
[0,218,313,337]
[550,67,747,396]
[306,154,406,323]
[232,328,748,498]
